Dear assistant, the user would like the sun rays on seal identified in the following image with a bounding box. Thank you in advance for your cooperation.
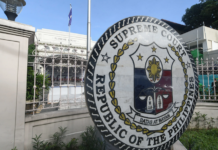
[147,57,161,82]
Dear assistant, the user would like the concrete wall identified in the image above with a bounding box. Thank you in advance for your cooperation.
[203,50,218,60]
[189,102,218,129]
[180,26,205,45]
[205,27,218,44]
[0,32,27,150]
[180,26,218,55]
[23,103,218,149]
[24,108,94,150]
[0,18,35,150]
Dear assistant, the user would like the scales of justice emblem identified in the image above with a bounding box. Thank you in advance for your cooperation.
[130,43,175,116]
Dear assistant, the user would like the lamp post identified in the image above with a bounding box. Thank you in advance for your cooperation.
[0,0,26,21]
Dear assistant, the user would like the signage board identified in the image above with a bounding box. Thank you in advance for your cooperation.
[85,16,198,150]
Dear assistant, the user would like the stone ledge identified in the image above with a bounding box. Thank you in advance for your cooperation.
[0,18,35,44]
[171,140,187,150]
[196,102,218,107]
[25,107,89,123]
[0,18,35,32]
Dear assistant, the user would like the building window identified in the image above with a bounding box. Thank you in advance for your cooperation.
[53,47,59,51]
[63,48,69,52]
[44,46,50,50]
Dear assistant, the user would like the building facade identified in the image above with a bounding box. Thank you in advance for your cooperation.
[33,29,96,109]
[34,28,96,83]
[180,26,218,59]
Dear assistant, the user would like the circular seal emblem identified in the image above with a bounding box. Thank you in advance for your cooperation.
[85,16,198,150]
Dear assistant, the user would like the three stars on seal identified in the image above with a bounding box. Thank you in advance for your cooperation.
[164,57,169,63]
[137,53,143,61]
[152,46,157,53]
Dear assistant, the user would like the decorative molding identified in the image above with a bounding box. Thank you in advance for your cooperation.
[0,25,34,39]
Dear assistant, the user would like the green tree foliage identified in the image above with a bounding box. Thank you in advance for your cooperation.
[182,0,218,30]
[190,49,203,64]
[26,44,50,100]
[26,67,50,100]
[28,44,35,62]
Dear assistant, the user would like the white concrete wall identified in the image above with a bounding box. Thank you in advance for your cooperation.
[0,33,28,150]
[180,26,204,45]
[24,108,94,150]
[180,26,218,53]
[0,18,35,150]
[23,102,218,150]
[203,49,218,60]
[205,27,218,44]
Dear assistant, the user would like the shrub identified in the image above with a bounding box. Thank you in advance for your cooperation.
[79,126,105,150]
[65,138,78,150]
[32,126,106,150]
[32,127,67,150]
[26,67,50,100]
[32,134,44,150]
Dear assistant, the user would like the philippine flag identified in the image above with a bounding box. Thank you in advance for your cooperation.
[68,4,72,26]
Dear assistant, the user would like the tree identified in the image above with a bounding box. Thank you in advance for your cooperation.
[26,67,50,100]
[28,44,35,62]
[182,0,218,30]
[26,44,50,100]
[190,49,204,64]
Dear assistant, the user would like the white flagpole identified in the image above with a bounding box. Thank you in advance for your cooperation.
[87,0,91,60]
[69,25,70,45]
[68,4,71,106]
[69,4,71,46]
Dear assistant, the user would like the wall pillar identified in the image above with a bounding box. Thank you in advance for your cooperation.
[0,18,35,150]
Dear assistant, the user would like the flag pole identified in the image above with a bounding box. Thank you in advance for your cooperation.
[69,24,70,46]
[68,4,72,104]
[87,0,91,60]
[69,4,72,46]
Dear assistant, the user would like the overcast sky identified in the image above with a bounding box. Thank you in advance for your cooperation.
[0,0,200,41]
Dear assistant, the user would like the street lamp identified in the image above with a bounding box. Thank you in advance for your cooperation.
[0,0,26,21]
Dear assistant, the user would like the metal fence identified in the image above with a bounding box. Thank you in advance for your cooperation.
[25,40,218,115]
[196,57,218,101]
[25,40,88,115]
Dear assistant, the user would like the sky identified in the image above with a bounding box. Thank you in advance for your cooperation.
[0,0,200,41]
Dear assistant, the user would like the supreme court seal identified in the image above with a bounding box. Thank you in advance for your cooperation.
[85,16,198,150]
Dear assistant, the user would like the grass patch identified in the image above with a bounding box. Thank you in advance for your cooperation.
[180,128,218,150]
